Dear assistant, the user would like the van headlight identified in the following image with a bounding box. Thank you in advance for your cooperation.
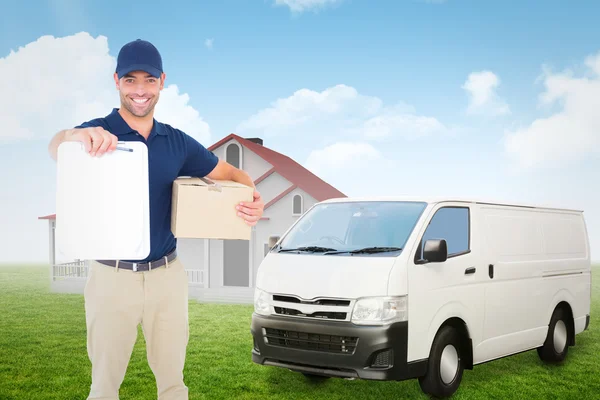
[351,296,407,325]
[254,289,271,316]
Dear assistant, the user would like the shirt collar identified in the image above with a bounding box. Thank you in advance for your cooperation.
[105,108,167,136]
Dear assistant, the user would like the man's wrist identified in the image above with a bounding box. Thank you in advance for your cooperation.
[63,128,75,141]
[234,168,255,188]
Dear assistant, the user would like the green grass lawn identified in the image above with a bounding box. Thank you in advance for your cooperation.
[0,264,598,400]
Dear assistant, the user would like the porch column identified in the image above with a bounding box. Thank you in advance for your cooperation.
[203,239,210,288]
[49,220,56,281]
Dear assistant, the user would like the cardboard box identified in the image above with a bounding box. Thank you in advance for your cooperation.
[171,177,254,240]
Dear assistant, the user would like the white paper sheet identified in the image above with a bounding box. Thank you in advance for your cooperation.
[55,141,150,260]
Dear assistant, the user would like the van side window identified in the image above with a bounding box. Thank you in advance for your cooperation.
[418,207,470,259]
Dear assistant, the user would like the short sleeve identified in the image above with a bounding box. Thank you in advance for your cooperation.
[73,118,104,129]
[179,132,219,177]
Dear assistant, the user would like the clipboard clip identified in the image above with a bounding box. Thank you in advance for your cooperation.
[116,141,133,152]
[199,177,222,192]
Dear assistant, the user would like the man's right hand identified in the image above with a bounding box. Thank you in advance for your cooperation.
[63,127,119,157]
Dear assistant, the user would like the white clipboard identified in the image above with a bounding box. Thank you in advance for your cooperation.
[55,141,150,260]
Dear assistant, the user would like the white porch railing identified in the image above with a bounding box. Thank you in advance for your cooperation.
[52,260,88,280]
[186,269,204,285]
[52,261,204,286]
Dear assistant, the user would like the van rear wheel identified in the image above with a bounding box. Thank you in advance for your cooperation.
[419,326,464,398]
[537,306,572,363]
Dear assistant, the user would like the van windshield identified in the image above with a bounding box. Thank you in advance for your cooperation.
[275,201,427,255]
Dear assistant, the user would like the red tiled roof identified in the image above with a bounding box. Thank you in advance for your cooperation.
[209,133,346,202]
[254,167,276,185]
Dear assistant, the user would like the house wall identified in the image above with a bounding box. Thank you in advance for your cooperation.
[176,238,205,270]
[252,186,318,284]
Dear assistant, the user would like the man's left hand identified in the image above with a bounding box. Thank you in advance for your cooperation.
[236,189,264,226]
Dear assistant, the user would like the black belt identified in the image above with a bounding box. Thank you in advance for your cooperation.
[96,249,177,272]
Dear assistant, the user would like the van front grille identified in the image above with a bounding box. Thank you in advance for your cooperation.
[274,306,347,320]
[273,295,351,307]
[264,328,358,354]
[272,295,353,321]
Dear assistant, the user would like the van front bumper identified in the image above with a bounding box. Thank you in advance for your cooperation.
[250,313,427,381]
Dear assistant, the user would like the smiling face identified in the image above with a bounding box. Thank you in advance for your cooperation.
[114,70,165,118]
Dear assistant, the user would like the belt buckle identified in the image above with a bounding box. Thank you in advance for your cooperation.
[132,262,137,272]
[148,260,152,271]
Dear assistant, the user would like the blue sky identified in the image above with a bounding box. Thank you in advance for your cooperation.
[1,0,599,262]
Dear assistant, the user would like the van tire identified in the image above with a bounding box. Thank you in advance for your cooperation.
[537,306,571,363]
[418,326,464,398]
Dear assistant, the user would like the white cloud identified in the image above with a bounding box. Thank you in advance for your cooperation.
[205,38,214,50]
[504,51,600,168]
[362,106,447,140]
[462,70,510,116]
[154,85,210,144]
[305,142,384,173]
[236,84,447,142]
[273,0,343,13]
[304,141,400,197]
[0,32,211,145]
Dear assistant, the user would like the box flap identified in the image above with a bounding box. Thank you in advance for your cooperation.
[174,176,251,189]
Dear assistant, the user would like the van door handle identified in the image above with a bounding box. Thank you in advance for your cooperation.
[489,264,494,279]
[465,267,476,275]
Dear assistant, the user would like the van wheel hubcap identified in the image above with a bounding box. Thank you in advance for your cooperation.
[440,344,459,384]
[554,320,567,353]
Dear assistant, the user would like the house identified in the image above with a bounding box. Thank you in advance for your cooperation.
[38,133,346,303]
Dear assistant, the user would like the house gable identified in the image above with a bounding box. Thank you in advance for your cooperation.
[208,137,273,180]
[267,186,316,216]
[255,171,294,207]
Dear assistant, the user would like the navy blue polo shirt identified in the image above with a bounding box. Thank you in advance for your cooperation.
[74,108,219,263]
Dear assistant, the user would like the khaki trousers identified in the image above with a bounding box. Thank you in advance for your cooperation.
[84,257,189,400]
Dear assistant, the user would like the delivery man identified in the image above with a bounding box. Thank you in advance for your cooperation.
[47,39,264,400]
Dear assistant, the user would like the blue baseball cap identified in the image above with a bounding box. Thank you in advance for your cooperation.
[116,39,163,79]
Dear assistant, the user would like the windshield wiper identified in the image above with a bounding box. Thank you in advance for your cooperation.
[326,246,402,255]
[277,246,338,253]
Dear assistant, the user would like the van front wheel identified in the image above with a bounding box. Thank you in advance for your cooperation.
[418,326,464,398]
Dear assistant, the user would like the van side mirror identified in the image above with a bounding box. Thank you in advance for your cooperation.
[268,235,280,249]
[423,239,448,263]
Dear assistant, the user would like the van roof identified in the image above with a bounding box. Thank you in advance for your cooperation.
[319,196,584,213]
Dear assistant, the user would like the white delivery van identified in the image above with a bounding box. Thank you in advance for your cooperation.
[250,197,592,398]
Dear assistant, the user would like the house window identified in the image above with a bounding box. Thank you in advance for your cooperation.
[226,143,241,169]
[293,194,303,215]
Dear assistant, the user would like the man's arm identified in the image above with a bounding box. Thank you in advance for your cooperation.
[48,129,70,161]
[179,132,264,226]
[206,159,255,188]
